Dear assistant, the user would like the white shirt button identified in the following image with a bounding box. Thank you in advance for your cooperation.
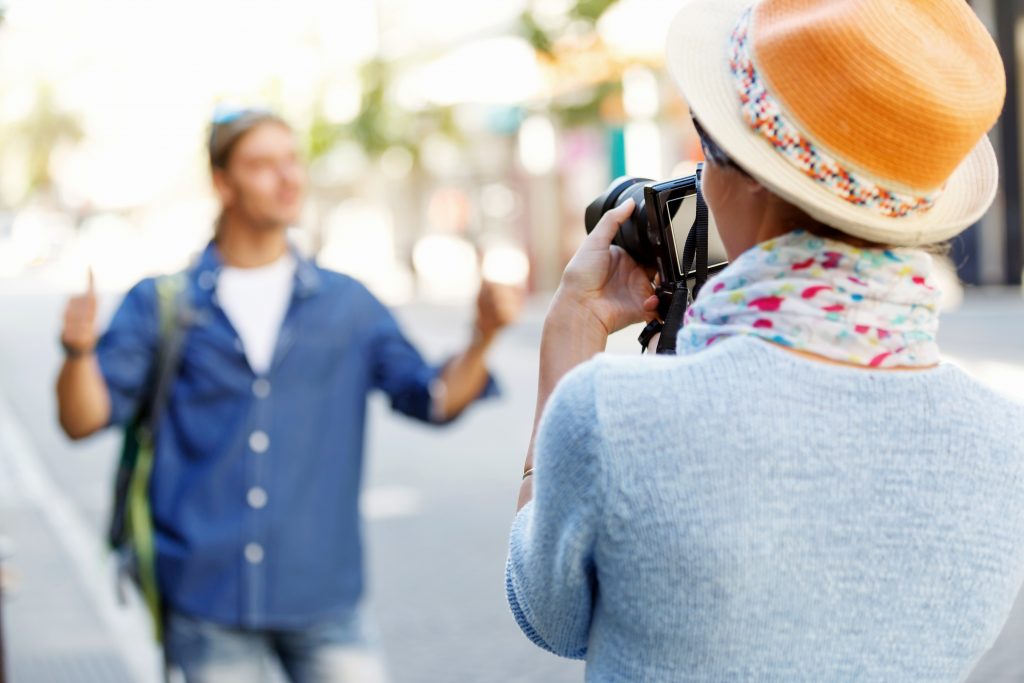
[244,542,264,564]
[249,431,269,453]
[247,487,268,509]
[252,379,271,399]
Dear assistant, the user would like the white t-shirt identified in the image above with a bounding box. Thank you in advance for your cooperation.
[217,252,297,376]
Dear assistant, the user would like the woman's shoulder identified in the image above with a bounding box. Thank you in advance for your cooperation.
[584,335,782,395]
[573,336,770,427]
[584,335,1024,436]
[938,362,1024,442]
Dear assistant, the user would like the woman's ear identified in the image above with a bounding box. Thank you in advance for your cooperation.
[738,170,765,195]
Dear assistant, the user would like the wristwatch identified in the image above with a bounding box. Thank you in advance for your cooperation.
[61,340,94,359]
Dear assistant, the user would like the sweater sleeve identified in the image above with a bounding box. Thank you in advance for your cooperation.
[506,362,602,660]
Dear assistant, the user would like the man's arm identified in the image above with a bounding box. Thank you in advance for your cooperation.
[56,270,112,440]
[57,355,111,440]
[435,280,523,421]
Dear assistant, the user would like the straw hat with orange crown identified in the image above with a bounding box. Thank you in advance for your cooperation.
[667,0,1006,247]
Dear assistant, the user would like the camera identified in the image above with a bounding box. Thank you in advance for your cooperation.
[584,166,728,353]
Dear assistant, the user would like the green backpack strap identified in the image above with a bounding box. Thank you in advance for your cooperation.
[128,271,191,643]
[150,271,191,427]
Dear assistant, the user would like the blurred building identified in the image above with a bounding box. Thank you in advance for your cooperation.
[968,0,1024,286]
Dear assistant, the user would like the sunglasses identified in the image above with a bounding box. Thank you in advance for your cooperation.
[211,105,271,127]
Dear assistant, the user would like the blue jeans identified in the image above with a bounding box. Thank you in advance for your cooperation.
[164,606,389,683]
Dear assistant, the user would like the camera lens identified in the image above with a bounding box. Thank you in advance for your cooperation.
[585,176,657,267]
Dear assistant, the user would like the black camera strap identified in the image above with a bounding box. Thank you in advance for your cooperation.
[653,286,688,354]
[652,173,710,355]
[684,176,711,299]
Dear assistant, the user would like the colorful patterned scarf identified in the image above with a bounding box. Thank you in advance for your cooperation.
[680,230,941,368]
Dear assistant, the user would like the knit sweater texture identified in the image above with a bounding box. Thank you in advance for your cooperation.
[506,336,1024,681]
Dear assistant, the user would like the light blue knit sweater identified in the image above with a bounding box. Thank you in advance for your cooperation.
[507,336,1024,682]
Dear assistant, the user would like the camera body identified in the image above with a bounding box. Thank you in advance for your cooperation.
[585,167,728,321]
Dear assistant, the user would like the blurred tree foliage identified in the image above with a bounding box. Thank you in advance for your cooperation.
[306,0,623,165]
[0,84,83,204]
[310,60,405,159]
[307,59,460,164]
[520,0,618,56]
[22,87,83,192]
[519,0,624,128]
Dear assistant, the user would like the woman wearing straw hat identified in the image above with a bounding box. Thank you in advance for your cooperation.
[506,0,1024,679]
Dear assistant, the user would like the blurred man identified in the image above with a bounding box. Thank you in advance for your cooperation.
[56,109,522,683]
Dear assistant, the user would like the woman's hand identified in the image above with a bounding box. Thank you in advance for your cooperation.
[554,199,659,335]
[519,201,660,511]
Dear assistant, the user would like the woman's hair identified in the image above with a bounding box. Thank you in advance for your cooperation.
[692,117,750,178]
[691,116,950,255]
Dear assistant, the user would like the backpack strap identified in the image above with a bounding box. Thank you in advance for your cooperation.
[109,270,195,552]
[144,271,193,434]
[128,270,193,645]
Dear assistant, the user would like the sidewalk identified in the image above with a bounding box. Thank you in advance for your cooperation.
[0,389,161,683]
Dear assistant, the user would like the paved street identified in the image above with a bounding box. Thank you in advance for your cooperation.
[1,278,1023,682]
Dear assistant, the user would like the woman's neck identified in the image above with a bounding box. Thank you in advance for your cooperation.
[777,345,939,372]
[683,229,942,370]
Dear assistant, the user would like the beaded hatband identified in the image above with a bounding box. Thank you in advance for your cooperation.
[728,8,943,219]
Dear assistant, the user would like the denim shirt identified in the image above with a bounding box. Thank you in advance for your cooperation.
[97,243,497,628]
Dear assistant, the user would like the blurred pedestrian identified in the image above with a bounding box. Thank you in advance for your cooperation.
[56,108,522,683]
[506,0,1024,680]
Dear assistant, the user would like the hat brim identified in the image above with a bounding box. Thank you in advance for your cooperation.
[666,0,999,247]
